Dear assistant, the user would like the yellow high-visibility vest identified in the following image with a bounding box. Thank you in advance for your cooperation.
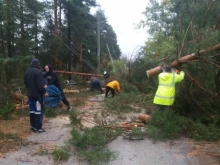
[153,71,184,106]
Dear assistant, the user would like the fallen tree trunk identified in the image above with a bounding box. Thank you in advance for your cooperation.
[146,43,220,78]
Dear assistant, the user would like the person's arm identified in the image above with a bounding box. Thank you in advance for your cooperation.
[36,72,46,94]
[24,74,28,88]
[175,71,185,83]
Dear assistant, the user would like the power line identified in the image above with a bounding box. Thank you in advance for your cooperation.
[24,0,97,70]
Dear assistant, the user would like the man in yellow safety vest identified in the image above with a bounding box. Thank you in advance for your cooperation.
[153,65,185,110]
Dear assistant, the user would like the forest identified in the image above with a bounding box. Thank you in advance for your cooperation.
[0,0,220,129]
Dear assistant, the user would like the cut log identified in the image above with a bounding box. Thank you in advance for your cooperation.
[15,104,29,110]
[105,122,145,130]
[146,43,220,77]
[138,113,151,122]
[63,89,79,94]
[10,91,28,103]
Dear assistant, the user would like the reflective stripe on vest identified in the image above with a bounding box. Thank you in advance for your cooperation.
[155,95,175,99]
[159,73,175,87]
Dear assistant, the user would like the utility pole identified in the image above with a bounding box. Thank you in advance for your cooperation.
[96,10,100,74]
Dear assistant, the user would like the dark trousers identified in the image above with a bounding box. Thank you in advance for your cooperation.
[28,96,44,129]
[90,80,103,93]
[105,86,115,97]
[60,90,70,107]
[155,105,172,111]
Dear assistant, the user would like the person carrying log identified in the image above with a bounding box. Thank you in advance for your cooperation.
[153,65,185,110]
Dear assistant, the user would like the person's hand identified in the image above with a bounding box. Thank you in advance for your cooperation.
[45,92,49,97]
[175,69,180,74]
[44,85,48,89]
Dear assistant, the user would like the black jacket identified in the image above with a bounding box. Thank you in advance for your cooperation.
[24,65,46,97]
[43,65,62,90]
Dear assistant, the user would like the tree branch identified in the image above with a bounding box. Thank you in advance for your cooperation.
[202,0,216,28]
[178,20,193,58]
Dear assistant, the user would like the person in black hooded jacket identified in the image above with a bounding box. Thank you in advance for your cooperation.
[44,65,72,111]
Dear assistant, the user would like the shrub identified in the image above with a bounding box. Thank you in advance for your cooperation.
[0,104,14,119]
[51,146,70,163]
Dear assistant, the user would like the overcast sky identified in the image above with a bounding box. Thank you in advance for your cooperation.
[94,0,149,57]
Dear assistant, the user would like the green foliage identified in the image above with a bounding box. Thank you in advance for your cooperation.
[69,127,120,164]
[131,127,148,137]
[79,149,116,165]
[69,107,81,125]
[51,146,70,163]
[70,127,107,149]
[121,81,138,94]
[133,0,220,124]
[0,104,14,119]
[188,122,220,141]
[147,110,220,141]
[148,111,183,140]
[44,107,57,118]
[104,92,150,114]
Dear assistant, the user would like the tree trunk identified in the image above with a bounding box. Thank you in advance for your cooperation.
[34,3,38,57]
[146,43,220,77]
[20,0,25,56]
[6,0,12,58]
[0,14,5,58]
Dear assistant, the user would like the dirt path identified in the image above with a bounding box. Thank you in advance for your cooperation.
[0,94,219,165]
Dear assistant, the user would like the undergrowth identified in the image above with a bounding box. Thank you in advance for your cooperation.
[104,92,150,114]
[0,104,15,119]
[147,110,220,141]
[51,145,70,163]
[69,127,122,165]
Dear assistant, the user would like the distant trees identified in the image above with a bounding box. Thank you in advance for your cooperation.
[133,0,220,123]
[0,0,121,72]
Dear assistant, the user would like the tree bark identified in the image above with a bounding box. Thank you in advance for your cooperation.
[146,43,220,77]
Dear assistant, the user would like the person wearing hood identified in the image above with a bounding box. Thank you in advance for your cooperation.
[153,65,185,110]
[24,58,47,133]
[44,65,72,111]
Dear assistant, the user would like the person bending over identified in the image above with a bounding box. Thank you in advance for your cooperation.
[44,65,72,111]
[105,80,120,98]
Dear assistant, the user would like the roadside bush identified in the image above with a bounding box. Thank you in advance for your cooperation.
[0,104,15,119]
[189,122,220,141]
[69,127,121,165]
[104,92,150,113]
[147,110,220,141]
[148,111,184,140]
[69,107,81,125]
[51,146,70,163]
